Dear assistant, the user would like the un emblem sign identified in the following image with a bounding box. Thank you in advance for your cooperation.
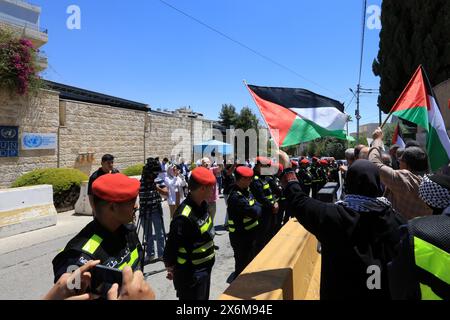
[23,134,43,148]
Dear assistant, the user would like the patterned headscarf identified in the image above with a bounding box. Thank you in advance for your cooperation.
[419,175,450,209]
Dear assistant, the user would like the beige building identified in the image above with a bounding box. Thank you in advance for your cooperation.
[434,79,450,134]
[0,0,48,70]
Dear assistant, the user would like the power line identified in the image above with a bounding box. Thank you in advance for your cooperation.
[158,0,342,98]
[358,0,368,87]
[354,0,368,141]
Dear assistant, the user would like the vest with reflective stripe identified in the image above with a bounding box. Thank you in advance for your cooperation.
[409,214,450,300]
[176,205,215,267]
[227,190,259,233]
[254,175,275,204]
[80,233,141,271]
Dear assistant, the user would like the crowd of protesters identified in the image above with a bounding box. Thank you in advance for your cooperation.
[45,126,450,300]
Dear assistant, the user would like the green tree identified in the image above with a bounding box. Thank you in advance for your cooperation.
[382,123,396,148]
[307,141,317,157]
[373,0,450,114]
[235,106,260,132]
[218,104,238,128]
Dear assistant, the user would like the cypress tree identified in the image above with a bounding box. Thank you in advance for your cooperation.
[373,0,450,115]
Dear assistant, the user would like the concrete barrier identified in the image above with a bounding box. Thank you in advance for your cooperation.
[220,219,321,300]
[0,185,57,239]
[74,181,92,216]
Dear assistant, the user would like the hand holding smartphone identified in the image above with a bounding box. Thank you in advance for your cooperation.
[90,265,123,298]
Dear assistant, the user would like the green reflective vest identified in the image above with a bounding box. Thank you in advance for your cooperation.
[254,175,275,204]
[227,190,259,233]
[176,205,215,267]
[410,214,450,300]
[79,233,141,271]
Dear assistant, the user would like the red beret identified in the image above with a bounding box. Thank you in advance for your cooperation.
[312,157,318,161]
[236,166,254,177]
[190,167,216,185]
[255,157,272,166]
[92,173,140,203]
[320,160,328,165]
[301,159,310,165]
[291,160,299,167]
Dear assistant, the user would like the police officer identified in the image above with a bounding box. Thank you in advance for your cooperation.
[389,174,450,300]
[250,157,279,254]
[310,157,321,199]
[52,173,143,289]
[163,167,216,300]
[227,166,262,279]
[271,163,285,231]
[297,159,313,196]
[318,160,329,190]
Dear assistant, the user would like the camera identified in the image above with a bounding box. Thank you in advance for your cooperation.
[90,264,123,298]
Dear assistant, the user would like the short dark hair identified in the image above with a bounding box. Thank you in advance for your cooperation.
[400,147,429,173]
[389,144,400,152]
[405,140,421,148]
[163,157,169,162]
[233,165,246,181]
[93,195,109,214]
[188,176,202,191]
[102,154,114,162]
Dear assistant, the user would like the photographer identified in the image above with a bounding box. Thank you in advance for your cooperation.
[139,157,169,264]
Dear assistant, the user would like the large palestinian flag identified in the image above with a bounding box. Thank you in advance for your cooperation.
[246,84,351,147]
[388,65,450,171]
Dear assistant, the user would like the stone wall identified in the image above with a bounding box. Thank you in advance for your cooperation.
[146,112,213,163]
[59,100,147,176]
[0,88,216,187]
[0,89,59,188]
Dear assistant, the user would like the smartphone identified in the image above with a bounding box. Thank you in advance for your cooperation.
[90,265,123,298]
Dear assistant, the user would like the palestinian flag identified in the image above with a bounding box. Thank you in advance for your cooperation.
[392,123,406,148]
[389,65,450,171]
[246,84,351,147]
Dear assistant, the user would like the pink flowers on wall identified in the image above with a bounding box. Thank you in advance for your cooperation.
[0,30,42,96]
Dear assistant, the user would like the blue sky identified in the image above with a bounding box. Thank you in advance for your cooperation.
[33,0,383,133]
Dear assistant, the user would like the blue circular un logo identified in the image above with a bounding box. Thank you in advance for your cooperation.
[23,134,43,148]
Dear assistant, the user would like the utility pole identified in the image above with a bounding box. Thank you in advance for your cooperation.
[356,84,361,142]
[379,108,382,126]
[356,0,367,143]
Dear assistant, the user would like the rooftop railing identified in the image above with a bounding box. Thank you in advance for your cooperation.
[0,12,47,33]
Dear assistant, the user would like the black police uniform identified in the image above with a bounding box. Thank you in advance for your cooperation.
[163,195,215,300]
[310,163,321,199]
[268,175,285,232]
[52,219,143,283]
[250,173,277,254]
[297,166,313,196]
[317,165,328,190]
[227,185,262,278]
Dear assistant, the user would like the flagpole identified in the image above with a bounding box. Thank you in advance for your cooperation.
[380,65,423,129]
[243,80,280,151]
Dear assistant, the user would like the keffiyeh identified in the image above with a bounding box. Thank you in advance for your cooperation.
[419,175,450,209]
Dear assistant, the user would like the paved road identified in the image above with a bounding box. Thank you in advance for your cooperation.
[0,197,234,300]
